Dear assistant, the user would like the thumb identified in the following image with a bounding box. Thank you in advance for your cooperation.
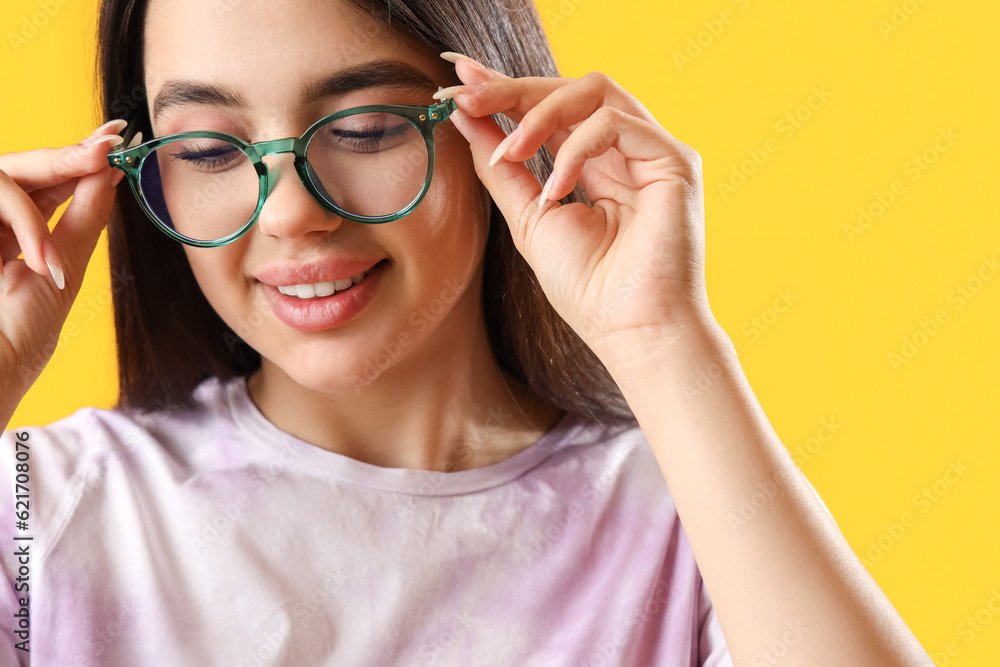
[47,167,120,293]
[449,108,549,251]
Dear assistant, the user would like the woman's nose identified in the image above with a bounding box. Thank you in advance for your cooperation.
[254,153,344,239]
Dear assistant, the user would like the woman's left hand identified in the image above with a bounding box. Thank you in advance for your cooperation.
[436,52,712,355]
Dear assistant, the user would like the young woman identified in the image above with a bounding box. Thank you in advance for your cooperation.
[0,0,933,664]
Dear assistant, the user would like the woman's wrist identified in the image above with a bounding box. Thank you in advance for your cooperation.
[586,306,733,392]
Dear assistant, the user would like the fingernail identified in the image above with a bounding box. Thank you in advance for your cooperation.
[85,118,127,140]
[489,125,522,167]
[439,51,490,72]
[42,238,66,290]
[126,131,143,148]
[432,83,485,100]
[538,171,557,210]
[82,134,125,148]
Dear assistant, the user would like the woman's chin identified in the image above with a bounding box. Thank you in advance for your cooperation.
[262,354,396,397]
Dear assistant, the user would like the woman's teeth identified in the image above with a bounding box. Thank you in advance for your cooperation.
[277,271,367,298]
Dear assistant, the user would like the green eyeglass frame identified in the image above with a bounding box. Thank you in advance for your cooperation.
[106,97,458,248]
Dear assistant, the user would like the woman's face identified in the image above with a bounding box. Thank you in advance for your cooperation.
[143,0,490,393]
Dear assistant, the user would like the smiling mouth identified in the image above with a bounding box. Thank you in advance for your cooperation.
[272,259,388,299]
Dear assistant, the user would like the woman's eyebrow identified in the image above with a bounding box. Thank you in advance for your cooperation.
[151,60,439,124]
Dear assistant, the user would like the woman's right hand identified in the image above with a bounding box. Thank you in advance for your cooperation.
[0,119,131,421]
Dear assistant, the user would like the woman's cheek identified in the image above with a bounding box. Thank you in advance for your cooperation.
[183,244,253,329]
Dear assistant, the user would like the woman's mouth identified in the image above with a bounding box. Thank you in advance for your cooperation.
[275,266,375,299]
[261,259,388,332]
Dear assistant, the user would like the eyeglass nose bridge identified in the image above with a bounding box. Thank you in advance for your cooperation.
[244,137,328,209]
[250,137,308,158]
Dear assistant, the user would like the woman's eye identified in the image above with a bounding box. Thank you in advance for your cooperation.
[323,118,412,154]
[168,144,241,170]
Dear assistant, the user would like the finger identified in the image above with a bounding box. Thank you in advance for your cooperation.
[0,223,20,266]
[438,67,669,176]
[488,72,694,171]
[436,71,574,128]
[0,132,125,195]
[47,166,122,293]
[0,169,56,278]
[541,107,700,206]
[33,177,81,221]
[449,107,551,243]
[442,53,661,127]
[435,67,576,156]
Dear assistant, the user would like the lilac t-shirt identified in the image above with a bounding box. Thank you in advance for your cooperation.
[1,375,732,666]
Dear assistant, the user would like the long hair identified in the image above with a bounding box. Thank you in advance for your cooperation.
[96,0,636,425]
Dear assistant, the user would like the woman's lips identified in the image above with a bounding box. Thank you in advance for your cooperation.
[261,259,387,332]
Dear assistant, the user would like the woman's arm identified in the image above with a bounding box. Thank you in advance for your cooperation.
[437,51,933,666]
[591,317,934,667]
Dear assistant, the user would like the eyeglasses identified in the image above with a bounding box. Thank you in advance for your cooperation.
[107,98,458,248]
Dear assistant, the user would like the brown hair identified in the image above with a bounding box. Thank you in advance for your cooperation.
[96,0,636,424]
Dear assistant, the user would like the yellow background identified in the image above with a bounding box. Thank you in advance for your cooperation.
[3,0,998,663]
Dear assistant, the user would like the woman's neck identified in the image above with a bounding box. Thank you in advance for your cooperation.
[245,318,566,472]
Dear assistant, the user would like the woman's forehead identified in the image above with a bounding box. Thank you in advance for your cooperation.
[142,0,449,109]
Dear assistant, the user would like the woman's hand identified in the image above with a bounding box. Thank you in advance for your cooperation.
[435,52,711,356]
[0,120,127,417]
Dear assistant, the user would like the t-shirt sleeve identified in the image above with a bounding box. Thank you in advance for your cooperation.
[697,579,735,667]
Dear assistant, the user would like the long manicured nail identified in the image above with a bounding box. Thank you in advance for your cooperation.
[538,171,557,210]
[489,125,522,167]
[126,131,144,148]
[82,134,125,148]
[432,83,485,100]
[42,238,66,290]
[84,118,127,141]
[440,51,490,71]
